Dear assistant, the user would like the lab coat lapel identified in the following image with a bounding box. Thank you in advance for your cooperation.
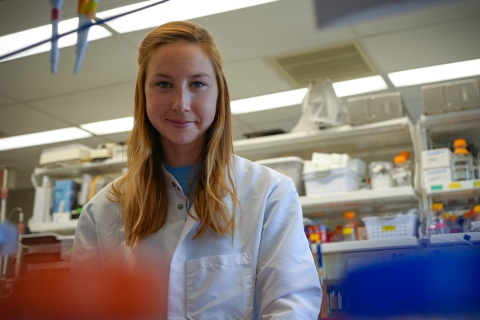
[175,209,198,251]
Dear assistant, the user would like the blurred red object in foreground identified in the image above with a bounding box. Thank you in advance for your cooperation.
[0,268,166,319]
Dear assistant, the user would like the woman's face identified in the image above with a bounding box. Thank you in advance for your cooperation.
[145,41,218,157]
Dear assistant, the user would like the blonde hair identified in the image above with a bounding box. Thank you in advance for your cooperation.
[109,21,238,247]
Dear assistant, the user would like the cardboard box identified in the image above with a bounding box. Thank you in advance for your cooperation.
[422,149,452,170]
[423,167,452,189]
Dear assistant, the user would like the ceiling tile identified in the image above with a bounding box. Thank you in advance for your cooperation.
[193,0,355,63]
[0,37,138,101]
[0,104,70,136]
[362,15,480,72]
[225,59,293,100]
[0,93,16,107]
[30,82,135,125]
[0,0,77,37]
[354,0,480,37]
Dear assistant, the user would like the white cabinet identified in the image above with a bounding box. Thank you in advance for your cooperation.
[417,108,480,244]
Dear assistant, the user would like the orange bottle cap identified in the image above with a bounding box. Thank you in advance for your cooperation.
[399,151,411,159]
[474,205,480,213]
[453,139,467,148]
[344,211,356,219]
[448,215,458,221]
[454,148,469,155]
[394,155,406,164]
[432,203,443,211]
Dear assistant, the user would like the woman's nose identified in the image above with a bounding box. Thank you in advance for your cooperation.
[172,88,190,111]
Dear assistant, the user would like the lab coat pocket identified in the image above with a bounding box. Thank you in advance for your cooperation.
[186,252,253,320]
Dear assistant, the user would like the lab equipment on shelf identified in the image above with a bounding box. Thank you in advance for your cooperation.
[451,139,475,181]
[430,203,448,236]
[342,211,360,242]
[391,155,413,187]
[361,210,418,239]
[369,161,392,190]
[255,156,305,196]
[302,153,365,196]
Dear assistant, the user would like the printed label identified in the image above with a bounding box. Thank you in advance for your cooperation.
[436,222,447,229]
[343,227,353,235]
[382,225,396,231]
[449,183,462,189]
[431,185,443,191]
[309,234,320,242]
[474,181,480,187]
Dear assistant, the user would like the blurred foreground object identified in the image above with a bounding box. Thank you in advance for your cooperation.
[0,222,18,255]
[0,268,165,319]
[343,246,480,318]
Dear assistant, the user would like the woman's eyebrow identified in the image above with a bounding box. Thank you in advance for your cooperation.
[191,73,212,79]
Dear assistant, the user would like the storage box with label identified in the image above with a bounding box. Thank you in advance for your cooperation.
[421,148,452,170]
[346,92,405,125]
[421,79,480,115]
[423,167,453,190]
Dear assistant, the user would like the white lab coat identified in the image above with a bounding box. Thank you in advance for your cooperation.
[72,155,322,319]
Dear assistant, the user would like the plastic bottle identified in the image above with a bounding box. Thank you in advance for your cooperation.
[391,155,413,187]
[462,211,472,233]
[431,203,448,235]
[342,211,359,241]
[447,215,461,233]
[471,205,480,232]
[399,151,413,172]
[452,139,474,181]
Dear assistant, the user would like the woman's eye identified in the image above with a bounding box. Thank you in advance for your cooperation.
[156,81,171,89]
[191,81,206,88]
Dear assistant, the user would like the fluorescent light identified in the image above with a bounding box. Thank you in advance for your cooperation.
[97,0,278,34]
[80,117,134,135]
[231,88,308,115]
[0,18,112,62]
[388,59,480,87]
[0,128,92,151]
[332,76,388,97]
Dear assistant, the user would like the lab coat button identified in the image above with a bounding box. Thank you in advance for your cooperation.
[178,204,183,210]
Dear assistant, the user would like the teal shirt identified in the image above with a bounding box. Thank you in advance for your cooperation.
[164,165,200,209]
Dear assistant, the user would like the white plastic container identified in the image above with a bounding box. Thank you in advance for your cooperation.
[362,213,418,239]
[303,166,361,196]
[369,161,393,190]
[256,156,305,195]
[310,153,366,178]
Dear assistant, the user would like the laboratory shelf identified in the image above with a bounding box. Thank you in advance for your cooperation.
[321,237,419,254]
[233,117,414,161]
[430,232,480,246]
[32,157,126,186]
[426,180,480,201]
[300,186,419,215]
[29,220,78,233]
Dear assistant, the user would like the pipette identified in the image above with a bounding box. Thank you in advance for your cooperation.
[49,0,65,73]
[74,0,99,74]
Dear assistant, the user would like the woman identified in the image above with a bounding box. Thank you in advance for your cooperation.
[72,21,322,319]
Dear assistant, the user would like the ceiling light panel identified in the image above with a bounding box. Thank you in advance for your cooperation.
[80,117,134,135]
[388,59,480,87]
[231,89,308,115]
[97,0,278,34]
[0,128,92,151]
[0,18,112,62]
[332,76,389,97]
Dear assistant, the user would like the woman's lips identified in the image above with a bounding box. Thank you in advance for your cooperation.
[167,119,193,128]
